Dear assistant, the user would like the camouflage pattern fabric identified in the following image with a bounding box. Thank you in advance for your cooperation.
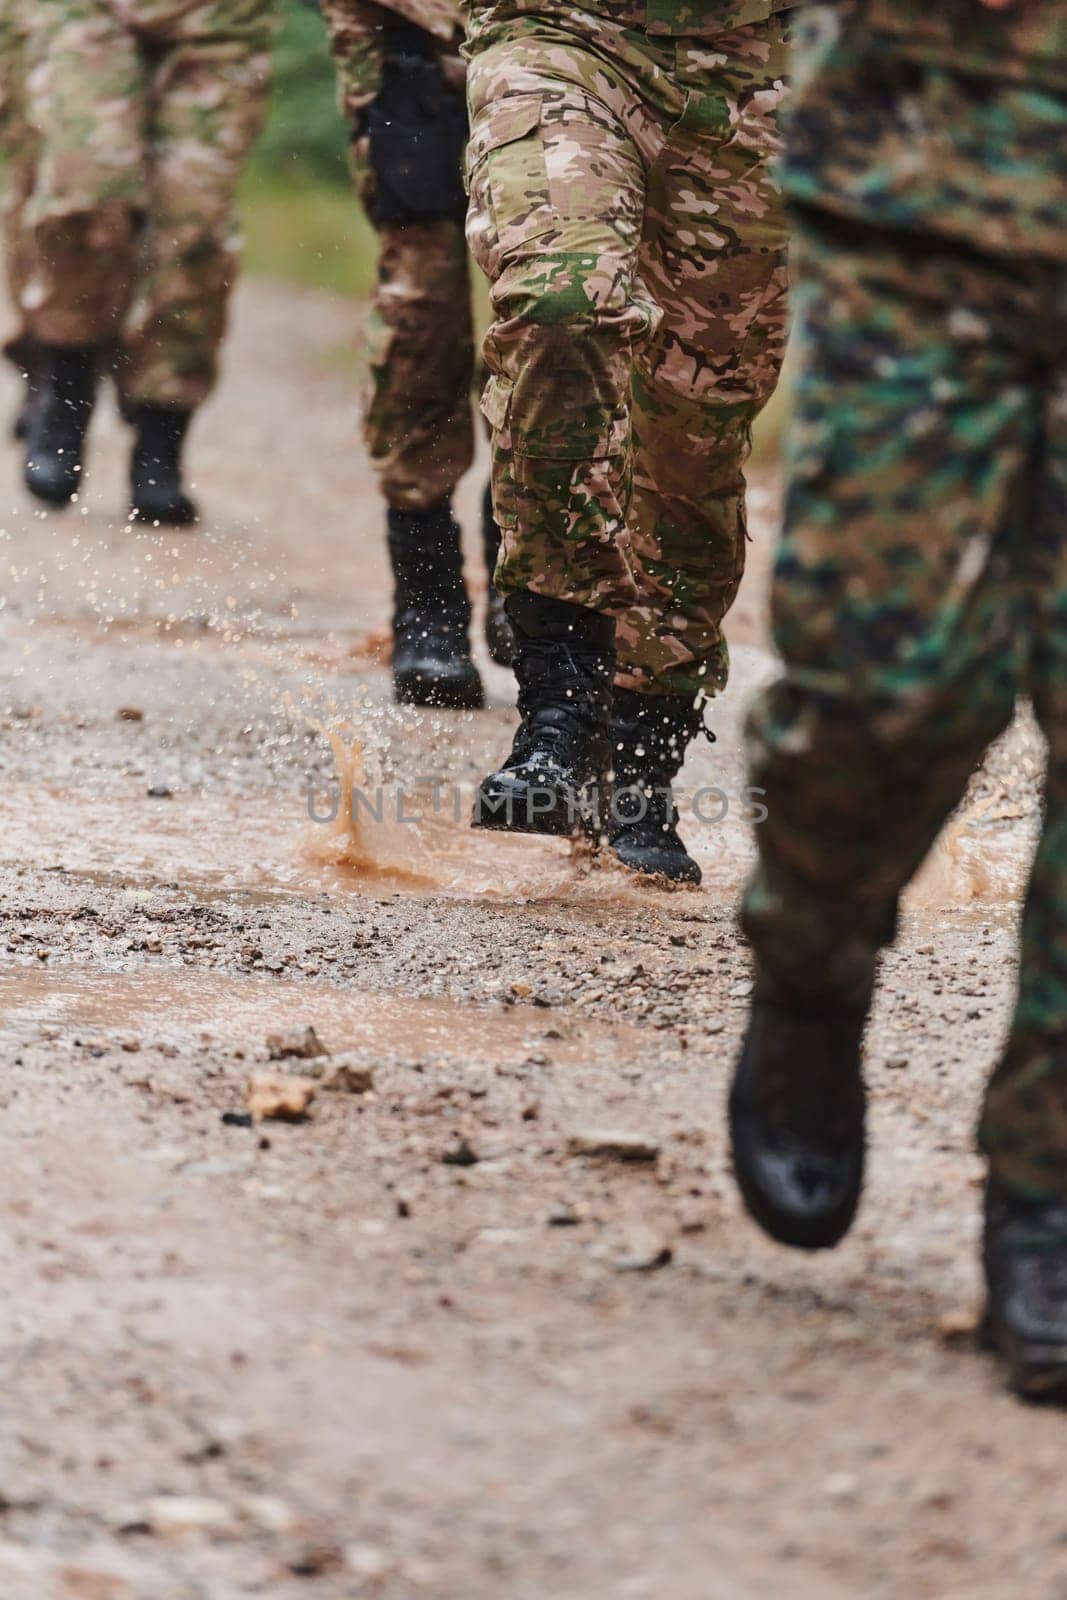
[324,1,475,511]
[0,4,36,366]
[741,2,1067,1200]
[322,0,462,117]
[16,0,276,410]
[465,8,790,700]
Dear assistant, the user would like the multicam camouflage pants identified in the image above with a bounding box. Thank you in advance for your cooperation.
[742,150,1067,1194]
[351,122,476,512]
[17,0,275,410]
[0,6,35,368]
[466,11,789,699]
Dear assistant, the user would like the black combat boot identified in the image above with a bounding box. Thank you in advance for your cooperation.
[129,404,198,526]
[388,501,484,709]
[473,590,614,837]
[609,688,704,884]
[728,976,869,1250]
[983,1180,1067,1403]
[9,340,42,442]
[24,343,98,507]
[482,485,514,667]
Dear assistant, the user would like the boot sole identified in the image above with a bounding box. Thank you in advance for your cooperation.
[24,468,78,508]
[130,503,198,528]
[610,841,702,886]
[472,780,599,839]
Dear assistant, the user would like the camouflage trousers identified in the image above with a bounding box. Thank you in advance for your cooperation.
[16,0,275,410]
[742,215,1067,1200]
[351,126,476,512]
[0,11,35,369]
[466,11,789,699]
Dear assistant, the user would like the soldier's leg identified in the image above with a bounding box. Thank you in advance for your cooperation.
[466,37,655,616]
[609,20,789,883]
[729,222,1033,1251]
[741,226,1029,999]
[361,214,474,513]
[349,30,484,708]
[17,0,146,503]
[20,0,145,347]
[620,19,790,704]
[981,363,1067,1203]
[116,1,273,524]
[467,34,657,835]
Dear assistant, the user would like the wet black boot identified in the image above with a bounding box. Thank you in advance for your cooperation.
[24,343,97,507]
[130,404,198,526]
[473,590,614,838]
[609,689,703,884]
[482,485,514,667]
[388,501,484,709]
[983,1181,1067,1403]
[728,977,869,1250]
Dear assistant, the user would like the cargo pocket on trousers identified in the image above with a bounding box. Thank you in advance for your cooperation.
[465,94,554,281]
[480,372,519,531]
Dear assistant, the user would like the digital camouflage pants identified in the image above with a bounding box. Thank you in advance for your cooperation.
[466,11,789,698]
[743,224,1067,1200]
[17,0,275,410]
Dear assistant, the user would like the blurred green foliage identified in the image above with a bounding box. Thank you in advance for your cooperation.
[242,0,378,292]
[250,0,350,188]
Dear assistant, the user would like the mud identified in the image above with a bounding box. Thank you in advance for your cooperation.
[0,279,1060,1600]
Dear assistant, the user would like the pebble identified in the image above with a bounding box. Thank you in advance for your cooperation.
[441,1136,479,1167]
[247,1072,317,1122]
[319,1059,374,1094]
[568,1130,660,1163]
[141,1495,238,1537]
[266,1026,327,1061]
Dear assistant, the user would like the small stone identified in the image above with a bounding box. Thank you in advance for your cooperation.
[237,1494,299,1534]
[547,1203,581,1227]
[266,1026,327,1061]
[510,980,532,998]
[935,1306,982,1347]
[441,1136,479,1167]
[145,936,163,954]
[247,1072,316,1122]
[319,1058,374,1094]
[146,785,173,800]
[345,1544,391,1579]
[142,1495,238,1537]
[824,1472,858,1503]
[885,1055,910,1071]
[117,706,144,722]
[728,979,754,999]
[613,1236,673,1273]
[568,1129,660,1163]
[221,1111,253,1129]
[120,1036,141,1054]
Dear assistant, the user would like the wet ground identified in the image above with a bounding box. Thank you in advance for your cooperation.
[0,280,1062,1600]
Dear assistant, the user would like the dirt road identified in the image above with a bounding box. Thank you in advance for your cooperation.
[0,279,1062,1600]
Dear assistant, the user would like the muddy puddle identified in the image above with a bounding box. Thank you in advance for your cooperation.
[0,963,642,1065]
[0,769,1037,913]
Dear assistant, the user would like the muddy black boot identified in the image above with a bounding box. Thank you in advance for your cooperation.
[388,501,484,709]
[609,689,704,884]
[24,343,97,507]
[728,977,869,1250]
[130,404,198,526]
[473,590,614,837]
[983,1181,1067,1403]
[482,485,514,667]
